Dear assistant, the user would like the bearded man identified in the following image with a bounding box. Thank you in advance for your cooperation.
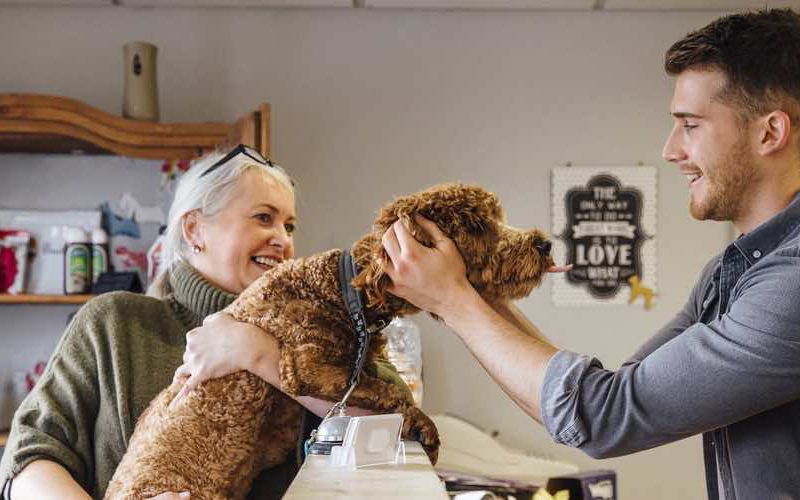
[380,9,800,500]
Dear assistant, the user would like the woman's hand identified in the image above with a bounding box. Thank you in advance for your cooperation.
[147,492,191,499]
[170,312,279,408]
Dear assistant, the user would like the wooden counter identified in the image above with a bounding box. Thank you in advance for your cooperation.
[283,441,448,499]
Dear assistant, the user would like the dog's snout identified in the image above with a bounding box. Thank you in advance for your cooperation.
[536,240,552,257]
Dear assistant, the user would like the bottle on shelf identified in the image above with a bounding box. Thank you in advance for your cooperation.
[63,226,91,295]
[91,228,110,285]
[146,225,166,287]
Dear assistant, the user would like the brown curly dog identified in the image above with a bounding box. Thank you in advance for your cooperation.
[105,183,554,500]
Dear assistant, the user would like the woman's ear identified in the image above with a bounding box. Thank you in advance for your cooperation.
[181,210,204,250]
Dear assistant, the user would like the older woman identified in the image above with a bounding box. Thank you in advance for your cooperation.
[0,145,409,500]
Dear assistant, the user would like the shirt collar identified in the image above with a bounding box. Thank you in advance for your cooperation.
[734,191,800,266]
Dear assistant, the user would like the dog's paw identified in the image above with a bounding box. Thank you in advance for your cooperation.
[401,406,440,465]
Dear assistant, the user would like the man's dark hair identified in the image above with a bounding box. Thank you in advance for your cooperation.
[665,9,800,120]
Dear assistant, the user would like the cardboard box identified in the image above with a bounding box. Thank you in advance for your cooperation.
[546,470,616,500]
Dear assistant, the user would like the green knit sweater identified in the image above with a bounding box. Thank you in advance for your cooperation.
[0,262,410,499]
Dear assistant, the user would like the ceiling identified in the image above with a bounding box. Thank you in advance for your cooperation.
[1,0,799,10]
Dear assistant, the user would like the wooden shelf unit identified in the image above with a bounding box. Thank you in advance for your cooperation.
[0,94,271,159]
[0,432,8,447]
[0,294,94,305]
[0,93,272,305]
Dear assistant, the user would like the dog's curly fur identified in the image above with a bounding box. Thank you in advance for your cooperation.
[104,183,554,500]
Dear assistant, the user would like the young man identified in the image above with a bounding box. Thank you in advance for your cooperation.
[380,9,800,499]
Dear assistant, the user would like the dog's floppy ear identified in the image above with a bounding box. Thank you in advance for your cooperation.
[352,211,432,309]
[351,233,386,307]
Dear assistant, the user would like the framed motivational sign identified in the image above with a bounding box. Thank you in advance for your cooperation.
[551,166,657,307]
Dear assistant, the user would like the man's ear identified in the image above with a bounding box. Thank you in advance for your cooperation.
[181,210,204,249]
[757,110,792,156]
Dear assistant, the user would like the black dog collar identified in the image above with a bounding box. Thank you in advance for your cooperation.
[307,250,395,456]
[337,249,390,394]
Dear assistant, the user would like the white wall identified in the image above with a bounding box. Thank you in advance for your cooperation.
[0,6,738,498]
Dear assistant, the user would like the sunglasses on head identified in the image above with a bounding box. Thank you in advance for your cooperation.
[200,144,275,177]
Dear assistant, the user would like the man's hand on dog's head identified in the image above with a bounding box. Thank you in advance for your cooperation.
[381,215,571,315]
[381,215,475,317]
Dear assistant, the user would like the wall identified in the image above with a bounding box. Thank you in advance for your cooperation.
[0,6,738,498]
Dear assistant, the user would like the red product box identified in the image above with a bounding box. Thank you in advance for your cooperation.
[0,229,32,294]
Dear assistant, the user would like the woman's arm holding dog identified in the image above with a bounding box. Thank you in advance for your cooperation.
[381,216,559,423]
[171,315,376,418]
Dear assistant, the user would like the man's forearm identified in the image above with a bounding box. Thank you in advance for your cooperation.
[11,460,91,500]
[490,301,554,345]
[439,289,558,423]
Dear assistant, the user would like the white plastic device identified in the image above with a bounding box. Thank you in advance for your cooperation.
[329,413,406,469]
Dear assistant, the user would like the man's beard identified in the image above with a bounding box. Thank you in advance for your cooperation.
[689,136,757,222]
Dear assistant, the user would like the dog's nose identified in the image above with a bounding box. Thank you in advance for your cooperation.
[536,240,552,257]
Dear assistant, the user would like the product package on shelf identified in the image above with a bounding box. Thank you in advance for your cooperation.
[546,470,616,500]
[0,361,45,432]
[0,230,31,294]
[146,225,166,288]
[0,210,102,295]
[101,198,163,288]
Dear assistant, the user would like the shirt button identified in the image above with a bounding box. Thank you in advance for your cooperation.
[753,250,762,259]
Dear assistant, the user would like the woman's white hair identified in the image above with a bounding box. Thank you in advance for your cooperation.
[148,149,294,297]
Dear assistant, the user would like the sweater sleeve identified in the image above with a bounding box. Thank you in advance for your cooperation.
[0,300,104,495]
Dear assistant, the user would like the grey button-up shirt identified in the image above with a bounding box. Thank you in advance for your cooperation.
[541,192,800,500]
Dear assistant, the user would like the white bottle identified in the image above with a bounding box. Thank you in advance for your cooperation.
[63,226,91,294]
[383,317,424,406]
[123,41,159,121]
[91,228,109,285]
[146,225,166,286]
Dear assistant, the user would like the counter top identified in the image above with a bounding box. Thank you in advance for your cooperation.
[283,441,448,499]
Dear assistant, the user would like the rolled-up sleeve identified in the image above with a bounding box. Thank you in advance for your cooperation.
[539,248,800,459]
[540,350,602,448]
